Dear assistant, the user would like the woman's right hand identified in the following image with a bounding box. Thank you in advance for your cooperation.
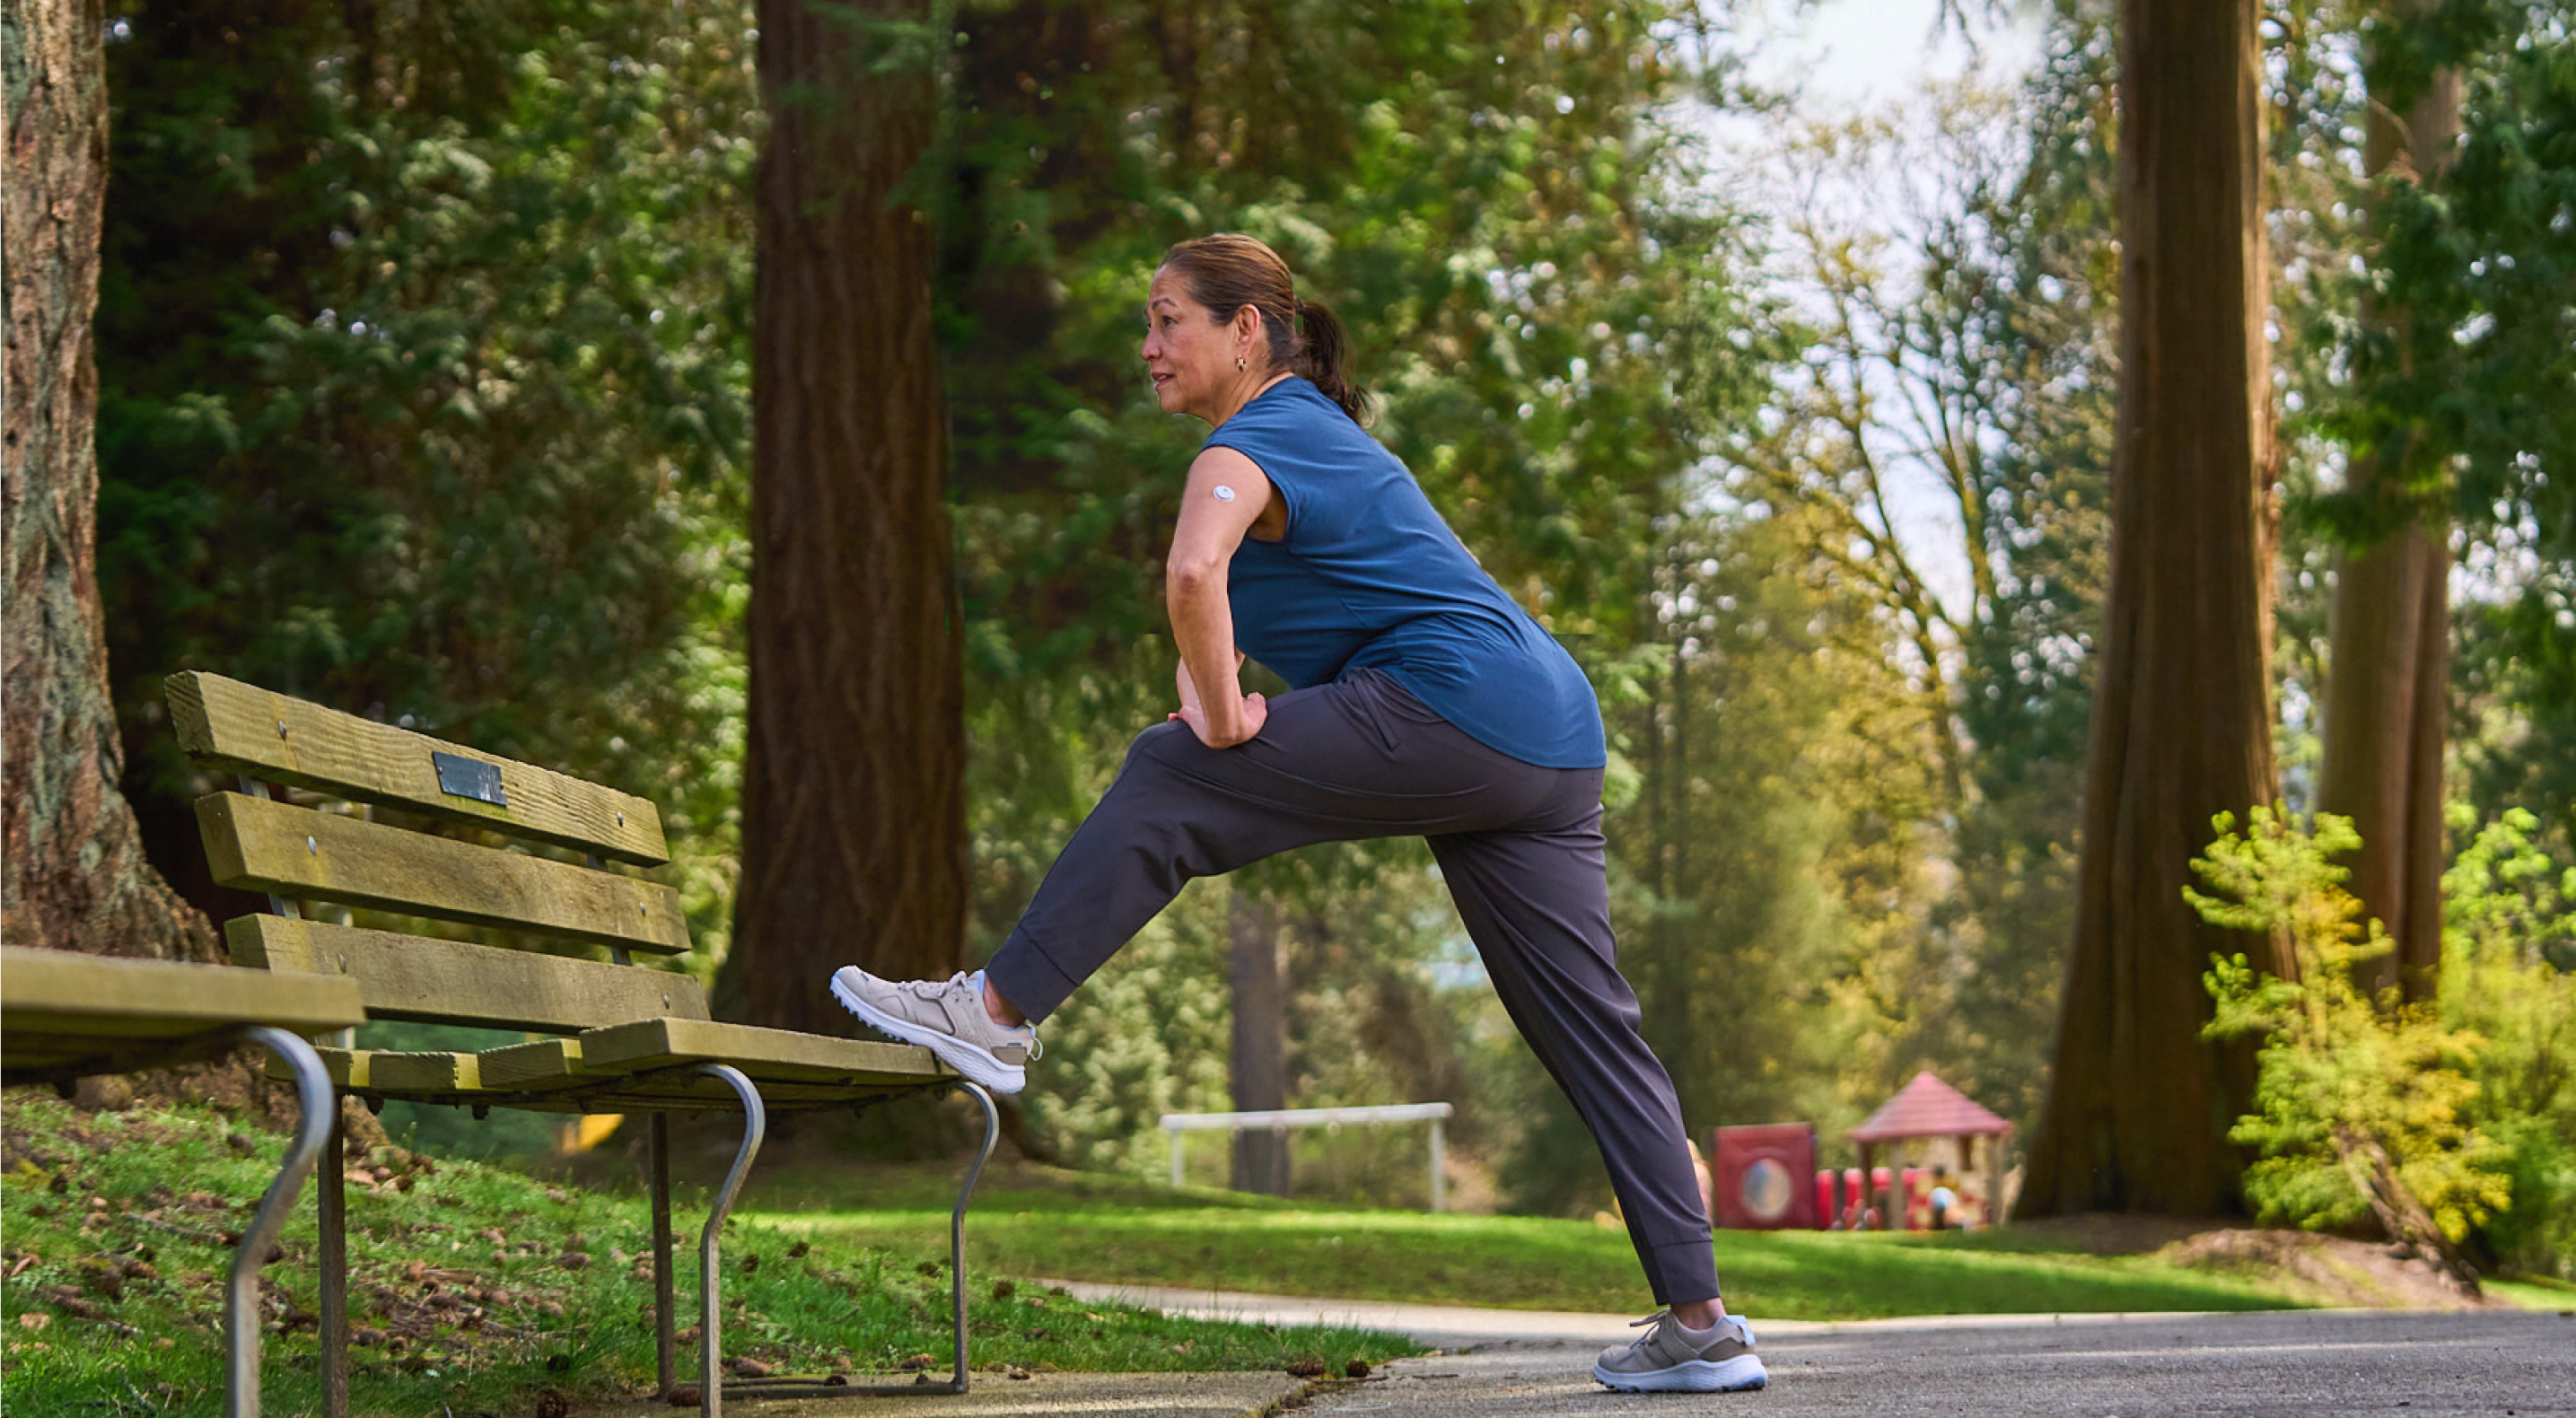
[1172,652,1246,717]
[1177,690,1268,748]
[1171,652,1250,735]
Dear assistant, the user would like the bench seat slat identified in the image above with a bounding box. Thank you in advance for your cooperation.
[297,1047,936,1111]
[168,671,669,864]
[551,1075,938,1109]
[0,948,364,1081]
[346,1080,934,1113]
[197,793,689,955]
[289,1049,481,1093]
[577,1019,948,1086]
[226,916,709,1033]
[476,1037,615,1090]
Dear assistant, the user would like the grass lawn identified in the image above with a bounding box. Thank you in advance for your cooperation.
[747,1162,2310,1322]
[0,1099,1419,1416]
[2485,1275,2576,1312]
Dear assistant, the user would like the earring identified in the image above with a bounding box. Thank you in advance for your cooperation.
[1237,355,1247,372]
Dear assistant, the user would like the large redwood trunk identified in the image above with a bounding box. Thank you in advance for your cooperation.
[2,0,215,963]
[2316,13,2461,1002]
[2017,0,2284,1218]
[723,0,966,1033]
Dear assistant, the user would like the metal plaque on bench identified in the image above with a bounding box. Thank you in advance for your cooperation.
[432,751,508,808]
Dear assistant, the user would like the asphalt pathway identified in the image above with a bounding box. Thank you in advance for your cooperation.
[1298,1309,2576,1418]
[574,1286,2576,1416]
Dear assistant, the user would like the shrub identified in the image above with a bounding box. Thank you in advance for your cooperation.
[2190,808,2509,1285]
[2440,807,2576,1281]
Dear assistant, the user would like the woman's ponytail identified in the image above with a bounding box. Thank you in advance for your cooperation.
[1295,299,1371,425]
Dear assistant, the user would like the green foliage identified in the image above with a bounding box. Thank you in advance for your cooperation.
[2440,807,2576,1278]
[2287,0,2576,845]
[2191,808,2510,1246]
[97,0,757,952]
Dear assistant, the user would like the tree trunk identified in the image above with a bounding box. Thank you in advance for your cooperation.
[2,0,215,963]
[2316,16,2461,1002]
[1229,889,1291,1195]
[723,0,966,1033]
[2018,0,2283,1219]
[2335,1124,2480,1295]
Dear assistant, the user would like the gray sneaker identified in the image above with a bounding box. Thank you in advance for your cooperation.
[828,967,1040,1094]
[1592,1309,1766,1393]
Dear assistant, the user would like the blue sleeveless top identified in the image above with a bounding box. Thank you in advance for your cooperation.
[1203,378,1606,770]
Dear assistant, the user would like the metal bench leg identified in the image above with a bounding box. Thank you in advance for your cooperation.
[650,1112,677,1401]
[942,1082,1002,1394]
[694,1064,764,1418]
[229,1027,335,1418]
[318,1097,348,1418]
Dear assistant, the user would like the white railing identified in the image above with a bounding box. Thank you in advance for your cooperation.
[1158,1102,1455,1212]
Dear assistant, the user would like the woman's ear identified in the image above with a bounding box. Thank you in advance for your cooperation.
[1233,303,1265,351]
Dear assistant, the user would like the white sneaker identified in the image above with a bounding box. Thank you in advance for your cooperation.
[828,967,1040,1095]
[1592,1309,1767,1393]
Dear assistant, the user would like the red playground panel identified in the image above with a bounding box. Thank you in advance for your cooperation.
[1710,1123,1820,1230]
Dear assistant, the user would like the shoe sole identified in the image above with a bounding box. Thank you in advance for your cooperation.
[829,969,1027,1096]
[1591,1354,1768,1393]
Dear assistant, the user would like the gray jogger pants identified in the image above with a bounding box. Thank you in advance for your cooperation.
[982,667,1722,1306]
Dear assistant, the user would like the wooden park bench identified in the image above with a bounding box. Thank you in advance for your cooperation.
[0,944,365,1418]
[165,670,1002,1418]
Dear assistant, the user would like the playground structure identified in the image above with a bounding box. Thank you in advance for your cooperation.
[1710,1072,2014,1232]
[1846,1072,2013,1230]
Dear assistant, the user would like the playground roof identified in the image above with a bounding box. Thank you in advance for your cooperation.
[1848,1071,2012,1142]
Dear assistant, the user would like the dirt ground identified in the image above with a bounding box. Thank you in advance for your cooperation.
[2153,1227,2501,1309]
[1998,1212,2501,1309]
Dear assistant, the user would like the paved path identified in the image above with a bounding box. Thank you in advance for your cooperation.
[573,1287,2575,1416]
[1058,1282,2576,1417]
[1303,1309,2576,1417]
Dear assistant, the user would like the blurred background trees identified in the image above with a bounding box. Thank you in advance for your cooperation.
[7,0,2568,1274]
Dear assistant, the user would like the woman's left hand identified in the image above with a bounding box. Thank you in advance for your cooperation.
[1172,690,1267,748]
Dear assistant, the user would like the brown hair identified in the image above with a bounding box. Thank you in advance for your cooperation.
[1158,233,1370,424]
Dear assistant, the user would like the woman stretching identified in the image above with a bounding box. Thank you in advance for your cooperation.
[834,232,1766,1396]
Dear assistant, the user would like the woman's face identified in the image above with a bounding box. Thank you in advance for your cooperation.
[1141,267,1247,422]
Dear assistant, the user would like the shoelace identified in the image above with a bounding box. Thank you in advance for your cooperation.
[894,971,1043,1056]
[1626,1309,1740,1344]
[1622,1308,1672,1347]
[896,971,976,1000]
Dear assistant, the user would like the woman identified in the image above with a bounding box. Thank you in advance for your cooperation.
[833,233,1766,1396]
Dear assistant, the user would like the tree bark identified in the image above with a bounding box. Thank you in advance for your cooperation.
[723,0,967,1032]
[1229,889,1290,1195]
[2018,0,2283,1219]
[2335,1124,2479,1294]
[2,0,216,962]
[2316,15,2461,1002]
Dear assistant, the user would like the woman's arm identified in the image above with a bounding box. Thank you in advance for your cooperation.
[1173,652,1246,723]
[1167,446,1273,748]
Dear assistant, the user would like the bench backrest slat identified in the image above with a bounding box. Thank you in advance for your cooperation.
[226,916,711,1034]
[196,792,690,955]
[168,671,669,866]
